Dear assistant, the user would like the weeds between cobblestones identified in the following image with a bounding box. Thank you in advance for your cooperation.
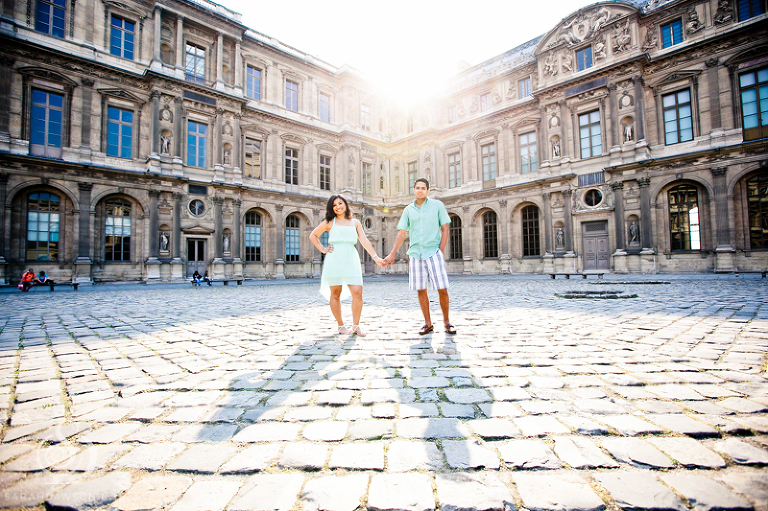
[0,275,766,510]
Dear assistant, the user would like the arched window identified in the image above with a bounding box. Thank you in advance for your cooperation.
[522,205,540,256]
[669,184,700,250]
[27,192,60,261]
[483,211,498,258]
[449,215,463,260]
[105,198,131,261]
[245,211,261,262]
[747,173,768,248]
[285,214,300,262]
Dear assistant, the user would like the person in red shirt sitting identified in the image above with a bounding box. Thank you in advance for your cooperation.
[20,269,35,292]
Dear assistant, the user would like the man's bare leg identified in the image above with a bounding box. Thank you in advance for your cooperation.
[418,289,432,327]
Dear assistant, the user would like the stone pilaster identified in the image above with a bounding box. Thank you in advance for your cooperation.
[637,177,652,249]
[712,166,736,272]
[214,109,224,181]
[213,196,223,259]
[74,182,94,283]
[175,16,184,70]
[80,78,94,152]
[170,192,183,279]
[215,33,224,90]
[611,181,625,251]
[633,76,646,141]
[562,189,574,253]
[706,59,721,130]
[498,199,510,274]
[274,205,285,279]
[232,198,243,277]
[542,192,553,254]
[0,173,8,283]
[148,190,160,259]
[0,57,14,137]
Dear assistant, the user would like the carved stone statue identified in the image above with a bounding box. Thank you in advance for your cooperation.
[714,0,733,24]
[160,231,169,252]
[624,123,634,143]
[160,135,171,155]
[544,53,558,77]
[561,53,573,73]
[686,7,704,34]
[613,20,631,52]
[223,147,231,165]
[594,39,607,59]
[556,228,565,247]
[223,233,230,253]
[552,138,561,158]
[629,221,639,243]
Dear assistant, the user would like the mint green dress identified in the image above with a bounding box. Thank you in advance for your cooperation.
[320,219,363,301]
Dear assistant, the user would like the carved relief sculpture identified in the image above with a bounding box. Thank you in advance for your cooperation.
[594,38,607,60]
[642,23,659,50]
[544,52,558,76]
[686,6,704,34]
[613,20,631,53]
[507,82,515,99]
[561,53,573,73]
[714,0,733,24]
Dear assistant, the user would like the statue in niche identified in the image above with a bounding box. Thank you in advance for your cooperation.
[623,122,634,143]
[629,221,639,243]
[562,53,573,73]
[686,7,704,34]
[223,147,231,165]
[160,232,169,252]
[552,138,561,158]
[160,135,171,155]
[556,228,565,247]
[223,233,230,253]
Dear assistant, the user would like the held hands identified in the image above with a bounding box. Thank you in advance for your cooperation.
[374,255,387,268]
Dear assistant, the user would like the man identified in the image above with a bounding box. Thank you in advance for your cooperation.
[35,270,54,288]
[383,178,456,335]
[20,268,35,292]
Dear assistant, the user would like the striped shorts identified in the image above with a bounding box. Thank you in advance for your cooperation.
[409,250,449,291]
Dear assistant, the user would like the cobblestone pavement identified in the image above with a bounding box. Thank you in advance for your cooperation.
[0,274,767,511]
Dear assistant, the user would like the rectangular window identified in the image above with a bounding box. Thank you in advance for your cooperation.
[106,106,133,159]
[285,216,300,262]
[245,212,261,262]
[361,104,370,130]
[519,77,532,98]
[187,120,207,167]
[576,46,593,71]
[188,185,207,195]
[578,171,605,187]
[35,0,65,37]
[286,80,298,111]
[185,43,205,84]
[481,143,496,182]
[519,132,537,174]
[110,15,135,59]
[579,111,602,158]
[30,89,63,157]
[740,66,768,141]
[663,90,693,145]
[408,161,417,194]
[738,0,766,21]
[285,148,298,185]
[448,106,457,123]
[105,199,131,262]
[448,152,461,188]
[320,155,331,191]
[661,19,683,48]
[481,93,490,112]
[26,192,60,262]
[449,218,463,260]
[362,162,372,194]
[244,139,261,178]
[246,66,261,100]
[319,93,330,122]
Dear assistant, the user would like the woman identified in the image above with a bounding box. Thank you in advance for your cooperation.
[309,195,383,336]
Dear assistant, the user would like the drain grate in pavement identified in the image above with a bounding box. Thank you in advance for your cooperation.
[556,290,638,299]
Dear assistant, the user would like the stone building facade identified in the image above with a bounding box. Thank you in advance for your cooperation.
[0,0,766,284]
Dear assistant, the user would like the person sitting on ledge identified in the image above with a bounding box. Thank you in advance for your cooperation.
[20,269,35,292]
[203,271,213,286]
[192,270,202,286]
[35,270,54,287]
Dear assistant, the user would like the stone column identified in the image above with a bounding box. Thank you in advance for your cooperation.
[611,182,625,250]
[311,208,322,277]
[172,96,184,173]
[232,199,242,269]
[462,206,473,274]
[274,205,285,279]
[234,40,243,93]
[633,76,646,141]
[213,196,223,259]
[146,190,161,280]
[500,124,510,178]
[0,57,14,136]
[151,7,161,70]
[706,59,722,130]
[215,33,224,90]
[0,173,8,283]
[562,189,574,252]
[542,192,554,273]
[175,16,184,70]
[214,109,224,181]
[637,177,652,248]
[79,79,94,153]
[712,166,736,271]
[498,199,510,273]
[608,85,620,147]
[74,182,94,283]
[233,114,242,184]
[559,101,569,159]
[170,192,183,279]
[150,90,160,155]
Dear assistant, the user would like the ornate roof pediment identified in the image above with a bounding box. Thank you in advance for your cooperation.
[181,224,215,234]
[17,67,77,87]
[649,69,702,88]
[537,2,638,55]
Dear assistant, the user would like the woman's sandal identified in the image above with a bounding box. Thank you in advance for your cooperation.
[352,325,367,337]
[338,325,351,335]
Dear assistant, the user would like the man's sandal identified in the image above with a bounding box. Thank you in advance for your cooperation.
[445,323,457,334]
[418,324,434,335]
[352,325,367,337]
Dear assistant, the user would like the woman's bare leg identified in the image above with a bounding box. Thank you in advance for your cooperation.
[349,285,365,336]
[329,286,349,333]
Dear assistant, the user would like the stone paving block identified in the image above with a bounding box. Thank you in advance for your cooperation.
[77,423,142,444]
[489,386,531,401]
[387,440,443,472]
[645,384,706,401]
[719,397,768,414]
[634,400,685,414]
[367,473,434,511]
[645,413,720,437]
[718,472,768,506]
[171,424,238,443]
[407,377,450,388]
[0,444,34,464]
[0,472,24,491]
[688,384,742,398]
[680,400,734,415]
[242,407,286,422]
[232,422,301,443]
[229,473,305,511]
[662,473,753,511]
[2,445,79,471]
[10,404,66,426]
[558,416,611,435]
[467,418,520,439]
[279,442,328,470]
[553,436,619,469]
[347,419,394,440]
[574,399,626,414]
[732,416,768,434]
[714,438,768,465]
[599,415,664,436]
[372,403,397,418]
[111,443,186,470]
[520,401,570,415]
[444,388,492,403]
[514,471,605,511]
[600,437,675,468]
[302,421,348,441]
[162,406,212,422]
[497,439,561,469]
[266,391,313,407]
[328,443,385,470]
[443,439,500,469]
[514,416,571,437]
[52,444,131,471]
[111,474,192,511]
[165,444,239,473]
[0,473,82,509]
[315,390,354,405]
[3,419,65,442]
[167,480,242,511]
[361,389,416,404]
[301,474,369,511]
[202,407,244,423]
[45,471,133,511]
[123,424,180,443]
[647,437,726,468]
[478,402,524,418]
[396,418,471,438]
[594,471,686,511]
[435,472,514,511]
[284,406,334,422]
[439,404,475,418]
[216,391,267,407]
[220,444,282,474]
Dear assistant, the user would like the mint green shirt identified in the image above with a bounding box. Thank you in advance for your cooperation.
[396,197,451,260]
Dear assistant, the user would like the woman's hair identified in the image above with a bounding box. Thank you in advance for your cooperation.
[325,195,352,222]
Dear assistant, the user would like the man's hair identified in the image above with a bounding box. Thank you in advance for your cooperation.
[414,178,430,189]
